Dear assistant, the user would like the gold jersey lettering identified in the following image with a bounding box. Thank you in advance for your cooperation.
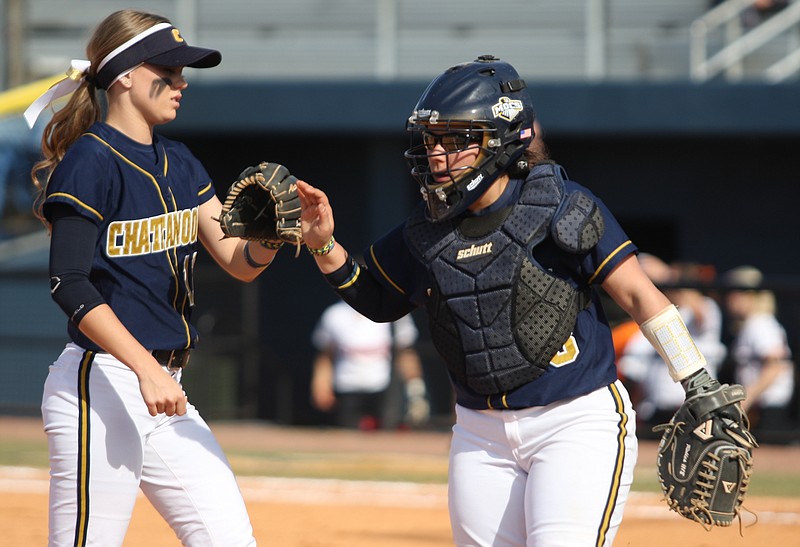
[105,207,199,257]
[165,211,181,249]
[131,218,151,255]
[190,207,199,241]
[179,209,193,246]
[122,221,138,255]
[106,223,123,257]
[150,216,166,252]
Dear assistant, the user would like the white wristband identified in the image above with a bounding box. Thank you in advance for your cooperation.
[639,304,706,382]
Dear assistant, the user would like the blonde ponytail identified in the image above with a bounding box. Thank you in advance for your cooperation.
[31,83,101,226]
[29,9,170,228]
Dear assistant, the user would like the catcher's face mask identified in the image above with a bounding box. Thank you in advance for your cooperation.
[403,55,534,222]
[405,120,495,222]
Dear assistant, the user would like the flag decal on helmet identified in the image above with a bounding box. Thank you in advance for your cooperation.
[492,97,523,121]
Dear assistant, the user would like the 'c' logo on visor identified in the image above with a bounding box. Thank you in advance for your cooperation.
[172,29,185,43]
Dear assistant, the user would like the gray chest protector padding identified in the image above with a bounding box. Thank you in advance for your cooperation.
[405,163,605,395]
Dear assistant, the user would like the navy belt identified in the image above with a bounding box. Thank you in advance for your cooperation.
[152,349,191,369]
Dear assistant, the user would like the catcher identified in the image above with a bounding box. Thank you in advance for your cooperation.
[294,55,758,544]
[218,161,304,256]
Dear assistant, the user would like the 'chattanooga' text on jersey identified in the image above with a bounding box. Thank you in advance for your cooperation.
[106,207,199,257]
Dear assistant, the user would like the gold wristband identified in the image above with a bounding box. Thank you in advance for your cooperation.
[306,236,335,256]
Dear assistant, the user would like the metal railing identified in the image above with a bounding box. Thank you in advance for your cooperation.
[690,0,800,82]
[2,0,709,89]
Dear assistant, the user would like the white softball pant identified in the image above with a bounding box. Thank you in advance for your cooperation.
[448,381,637,547]
[41,343,256,546]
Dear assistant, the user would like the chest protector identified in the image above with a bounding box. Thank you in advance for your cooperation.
[405,163,605,394]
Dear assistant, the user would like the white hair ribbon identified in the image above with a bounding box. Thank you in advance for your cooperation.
[24,59,92,128]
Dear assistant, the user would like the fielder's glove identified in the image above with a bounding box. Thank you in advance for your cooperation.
[218,162,303,254]
[653,369,757,529]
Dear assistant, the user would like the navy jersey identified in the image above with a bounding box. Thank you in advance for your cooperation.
[43,122,215,352]
[364,173,637,410]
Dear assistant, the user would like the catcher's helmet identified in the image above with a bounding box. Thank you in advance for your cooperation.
[405,55,535,222]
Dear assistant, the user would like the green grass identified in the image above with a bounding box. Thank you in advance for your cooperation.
[0,440,50,468]
[633,465,800,498]
[225,448,449,483]
[3,438,798,498]
[745,471,800,498]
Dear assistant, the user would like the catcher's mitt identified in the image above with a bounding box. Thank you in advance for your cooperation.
[218,162,303,253]
[654,379,757,530]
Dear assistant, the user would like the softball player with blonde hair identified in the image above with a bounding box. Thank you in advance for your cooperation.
[28,9,279,545]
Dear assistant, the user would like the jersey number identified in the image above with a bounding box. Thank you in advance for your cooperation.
[550,334,579,367]
[182,251,197,307]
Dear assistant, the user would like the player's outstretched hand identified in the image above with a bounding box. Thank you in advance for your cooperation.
[297,180,335,251]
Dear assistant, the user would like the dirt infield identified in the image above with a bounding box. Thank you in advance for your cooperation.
[2,417,799,546]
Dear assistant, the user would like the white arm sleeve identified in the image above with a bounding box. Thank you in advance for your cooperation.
[639,304,707,382]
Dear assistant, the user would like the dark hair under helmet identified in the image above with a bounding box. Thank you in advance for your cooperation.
[405,55,535,222]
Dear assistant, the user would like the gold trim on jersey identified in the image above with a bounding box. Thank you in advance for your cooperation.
[75,350,95,546]
[84,133,172,214]
[336,261,361,290]
[85,132,192,347]
[587,240,633,284]
[594,382,629,547]
[198,181,214,197]
[48,192,103,221]
[368,245,406,295]
[167,187,192,345]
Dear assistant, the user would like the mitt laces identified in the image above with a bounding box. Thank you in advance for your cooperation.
[682,445,755,534]
[652,419,684,446]
[690,453,719,530]
[654,419,757,535]
[268,182,303,257]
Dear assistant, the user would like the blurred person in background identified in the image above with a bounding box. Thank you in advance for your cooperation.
[743,0,789,28]
[310,300,430,430]
[618,255,727,436]
[722,265,796,436]
[710,0,789,29]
